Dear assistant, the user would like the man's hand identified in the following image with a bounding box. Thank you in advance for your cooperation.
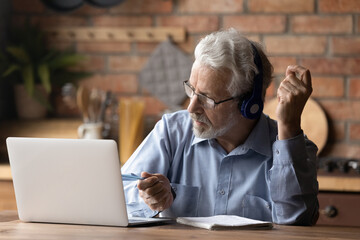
[276,65,312,140]
[137,172,174,212]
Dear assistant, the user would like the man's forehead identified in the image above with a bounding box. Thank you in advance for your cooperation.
[190,64,231,93]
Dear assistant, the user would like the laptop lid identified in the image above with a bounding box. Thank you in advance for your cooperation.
[7,137,131,226]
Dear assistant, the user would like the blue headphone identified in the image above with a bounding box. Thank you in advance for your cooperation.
[239,43,264,119]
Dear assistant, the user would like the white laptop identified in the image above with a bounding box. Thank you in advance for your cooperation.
[6,137,171,227]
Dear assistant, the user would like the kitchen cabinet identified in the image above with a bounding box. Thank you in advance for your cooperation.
[317,174,360,227]
[318,192,360,227]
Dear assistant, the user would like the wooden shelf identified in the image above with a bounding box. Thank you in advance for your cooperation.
[318,175,360,192]
[45,27,186,42]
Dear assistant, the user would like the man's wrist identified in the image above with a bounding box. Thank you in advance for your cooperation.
[277,121,301,140]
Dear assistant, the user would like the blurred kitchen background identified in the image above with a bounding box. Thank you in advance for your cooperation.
[0,0,360,226]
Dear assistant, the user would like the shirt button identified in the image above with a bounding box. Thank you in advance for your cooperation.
[276,149,280,154]
[219,189,225,195]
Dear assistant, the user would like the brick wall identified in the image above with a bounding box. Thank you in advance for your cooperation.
[10,0,360,158]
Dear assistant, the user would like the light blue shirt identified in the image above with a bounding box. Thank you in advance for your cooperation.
[122,110,319,225]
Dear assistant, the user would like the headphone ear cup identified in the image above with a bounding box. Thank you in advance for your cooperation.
[239,43,264,119]
[240,96,263,119]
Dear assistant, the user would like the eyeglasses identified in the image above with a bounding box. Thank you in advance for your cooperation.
[183,80,235,109]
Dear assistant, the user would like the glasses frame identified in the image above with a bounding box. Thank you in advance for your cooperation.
[183,80,235,109]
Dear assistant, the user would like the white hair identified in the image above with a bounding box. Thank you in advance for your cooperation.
[194,28,273,98]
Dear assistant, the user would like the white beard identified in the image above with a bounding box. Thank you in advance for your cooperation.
[190,111,237,139]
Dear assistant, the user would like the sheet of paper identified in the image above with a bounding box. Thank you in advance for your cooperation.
[176,215,273,230]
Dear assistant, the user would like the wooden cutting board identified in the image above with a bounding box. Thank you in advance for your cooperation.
[263,97,328,155]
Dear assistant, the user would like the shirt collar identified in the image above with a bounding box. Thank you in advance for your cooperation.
[192,136,207,145]
[191,114,272,157]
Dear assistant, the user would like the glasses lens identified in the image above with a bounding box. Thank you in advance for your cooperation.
[200,95,214,109]
[183,81,215,109]
[184,82,193,98]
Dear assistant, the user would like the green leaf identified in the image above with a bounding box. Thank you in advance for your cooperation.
[43,50,57,62]
[33,88,53,111]
[22,64,34,96]
[6,46,30,64]
[49,54,85,70]
[38,63,51,93]
[2,64,20,77]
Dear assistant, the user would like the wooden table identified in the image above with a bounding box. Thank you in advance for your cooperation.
[0,211,359,240]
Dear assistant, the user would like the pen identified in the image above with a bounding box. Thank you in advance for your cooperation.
[122,173,146,181]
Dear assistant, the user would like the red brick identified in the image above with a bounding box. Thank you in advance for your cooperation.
[319,0,360,13]
[248,0,314,13]
[291,15,352,34]
[247,35,261,43]
[319,100,360,121]
[109,56,148,72]
[71,4,108,15]
[224,15,286,34]
[31,16,87,28]
[311,77,344,98]
[80,74,138,93]
[110,74,138,93]
[138,37,196,55]
[177,35,198,55]
[300,57,360,75]
[332,37,360,55]
[143,96,167,116]
[46,41,75,52]
[322,143,360,158]
[178,0,243,13]
[268,56,297,74]
[77,42,131,53]
[265,36,327,55]
[109,0,172,14]
[349,78,360,98]
[350,123,360,141]
[265,81,276,98]
[157,16,219,33]
[135,43,158,54]
[328,122,346,142]
[93,16,152,27]
[12,0,45,13]
[71,55,105,72]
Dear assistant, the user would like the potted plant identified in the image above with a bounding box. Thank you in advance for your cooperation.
[0,24,89,119]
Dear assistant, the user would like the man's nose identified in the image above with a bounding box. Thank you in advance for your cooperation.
[187,95,203,114]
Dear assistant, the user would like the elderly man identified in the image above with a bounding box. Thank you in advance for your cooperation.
[122,28,319,225]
